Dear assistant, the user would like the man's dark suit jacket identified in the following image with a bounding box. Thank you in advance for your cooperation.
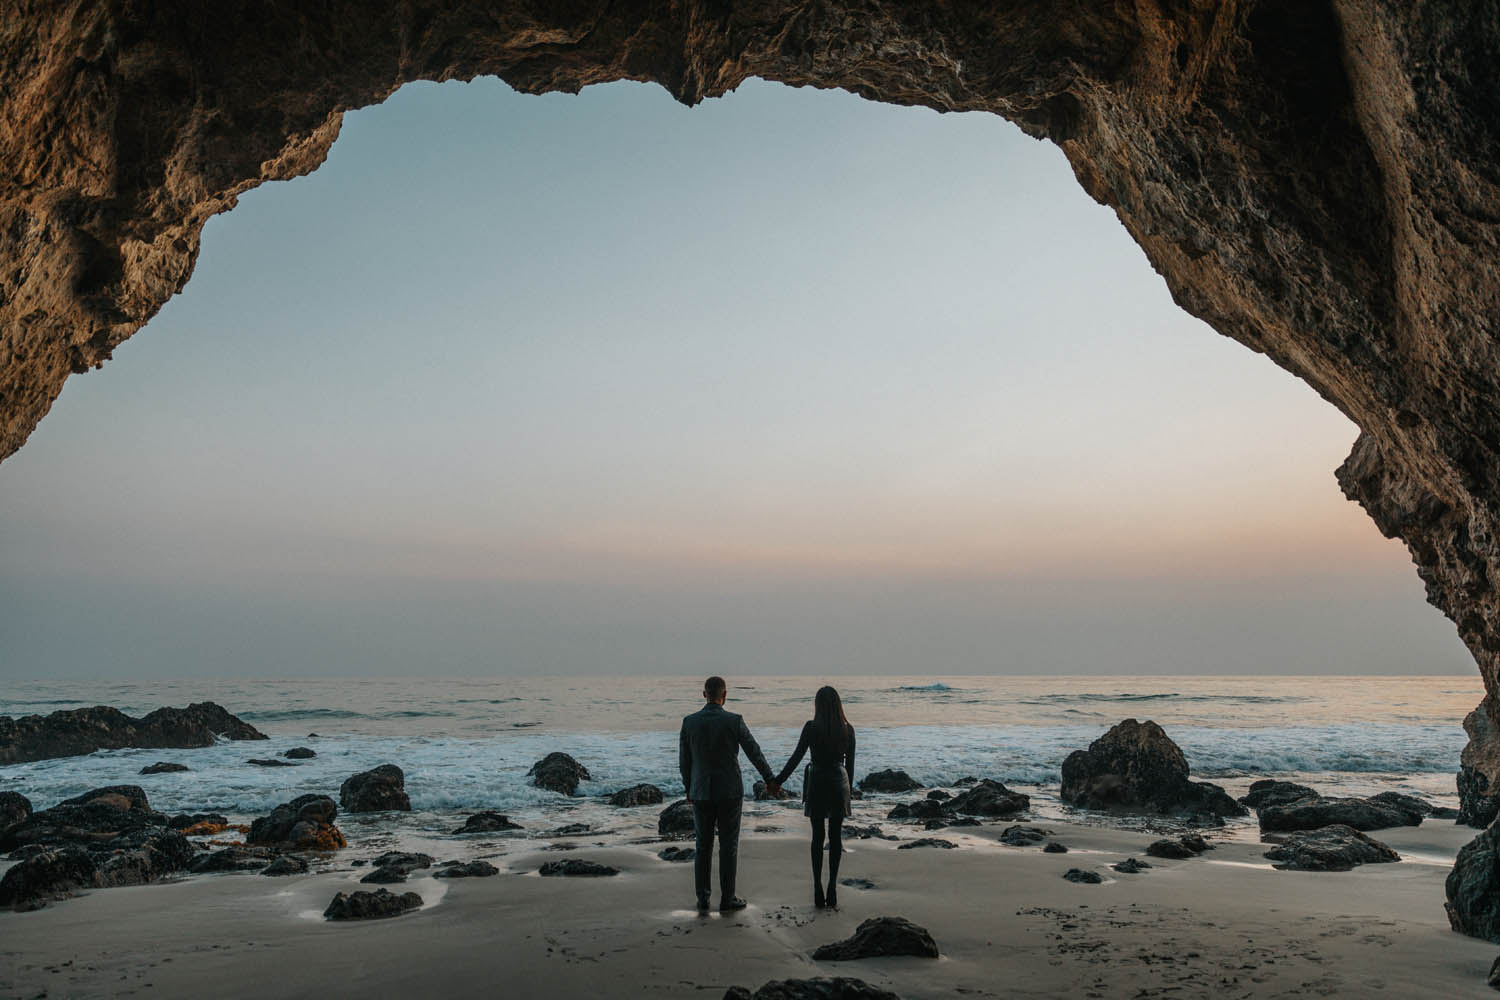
[679,702,775,801]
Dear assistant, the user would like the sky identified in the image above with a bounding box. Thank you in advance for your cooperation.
[0,77,1475,679]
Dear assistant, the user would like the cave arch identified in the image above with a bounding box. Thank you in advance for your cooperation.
[4,2,1500,818]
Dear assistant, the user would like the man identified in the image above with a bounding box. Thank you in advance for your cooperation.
[678,675,779,912]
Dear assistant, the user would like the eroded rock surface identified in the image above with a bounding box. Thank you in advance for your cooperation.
[1257,796,1422,834]
[0,703,266,764]
[1263,825,1400,871]
[1061,720,1244,819]
[323,888,422,920]
[1446,824,1500,942]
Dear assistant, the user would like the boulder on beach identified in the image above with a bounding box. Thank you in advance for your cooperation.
[1263,825,1400,871]
[138,761,189,775]
[0,790,31,826]
[1043,841,1069,853]
[1113,857,1152,873]
[896,838,956,850]
[1146,834,1211,860]
[659,846,696,862]
[607,783,664,807]
[1257,796,1422,834]
[247,794,346,851]
[857,770,923,794]
[886,798,947,822]
[947,779,1030,818]
[1446,823,1500,941]
[1060,719,1246,818]
[93,827,195,889]
[811,916,939,960]
[528,752,591,796]
[433,860,500,878]
[371,851,434,871]
[1063,868,1104,884]
[451,811,522,835]
[190,846,277,874]
[1368,790,1456,819]
[538,859,619,877]
[0,701,268,765]
[925,816,979,830]
[723,978,900,1000]
[658,800,696,838]
[260,855,309,877]
[361,866,408,884]
[323,888,422,921]
[998,825,1051,847]
[283,747,317,759]
[1,785,166,853]
[0,845,99,910]
[339,764,412,813]
[1239,779,1320,810]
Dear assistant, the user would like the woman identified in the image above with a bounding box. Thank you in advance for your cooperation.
[773,685,856,908]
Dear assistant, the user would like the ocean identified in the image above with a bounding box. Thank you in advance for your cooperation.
[0,674,1481,853]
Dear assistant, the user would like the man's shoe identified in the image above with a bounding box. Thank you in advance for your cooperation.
[719,896,748,912]
[696,896,711,913]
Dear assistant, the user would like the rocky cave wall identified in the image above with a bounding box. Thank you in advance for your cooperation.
[4,1,1500,817]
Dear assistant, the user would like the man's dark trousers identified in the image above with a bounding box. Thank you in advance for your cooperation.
[692,797,743,904]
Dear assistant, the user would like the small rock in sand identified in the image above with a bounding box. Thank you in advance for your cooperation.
[1043,842,1069,854]
[1063,868,1103,884]
[724,977,900,999]
[998,825,1051,847]
[658,800,696,838]
[323,888,422,920]
[1264,825,1400,871]
[260,855,309,877]
[360,866,409,884]
[1112,857,1152,873]
[433,860,499,879]
[538,859,619,877]
[452,811,522,835]
[659,846,696,862]
[811,915,939,960]
[896,838,956,850]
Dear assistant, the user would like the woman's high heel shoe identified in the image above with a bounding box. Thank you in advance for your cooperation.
[814,883,826,908]
[825,885,838,909]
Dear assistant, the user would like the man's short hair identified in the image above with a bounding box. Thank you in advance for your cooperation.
[704,676,727,699]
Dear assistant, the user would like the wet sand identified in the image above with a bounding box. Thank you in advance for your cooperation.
[1,820,1494,999]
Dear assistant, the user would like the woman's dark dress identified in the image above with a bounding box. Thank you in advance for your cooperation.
[774,721,856,819]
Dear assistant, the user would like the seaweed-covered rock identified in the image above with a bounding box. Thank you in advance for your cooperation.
[658,800,696,837]
[339,764,412,813]
[1263,825,1400,871]
[608,783,664,807]
[528,752,591,795]
[167,813,229,834]
[1239,779,1320,810]
[433,860,500,878]
[843,825,896,841]
[1257,796,1422,834]
[323,888,422,920]
[811,916,939,960]
[138,761,189,775]
[539,859,619,877]
[0,845,98,910]
[858,770,922,793]
[451,811,522,834]
[1060,720,1246,818]
[0,702,267,765]
[247,794,346,851]
[947,779,1031,818]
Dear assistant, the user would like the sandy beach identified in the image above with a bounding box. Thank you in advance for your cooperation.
[2,816,1494,999]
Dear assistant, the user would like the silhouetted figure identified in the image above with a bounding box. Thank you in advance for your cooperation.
[773,685,856,908]
[678,675,777,912]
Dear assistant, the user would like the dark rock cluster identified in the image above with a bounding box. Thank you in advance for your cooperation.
[0,703,267,764]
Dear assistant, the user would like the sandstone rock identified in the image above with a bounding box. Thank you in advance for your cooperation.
[538,859,619,877]
[283,747,317,759]
[138,762,189,775]
[1240,780,1320,810]
[658,800,696,838]
[608,783,664,807]
[1060,720,1245,818]
[724,978,900,1000]
[895,838,955,851]
[1263,825,1400,872]
[0,790,31,826]
[0,846,98,910]
[433,860,499,878]
[528,752,590,795]
[451,811,522,834]
[1447,824,1500,941]
[811,916,939,960]
[247,794,345,851]
[339,763,411,813]
[947,779,1031,818]
[858,770,922,794]
[260,855,309,876]
[1063,868,1103,884]
[998,825,1051,847]
[659,846,696,862]
[0,704,266,765]
[323,888,422,920]
[1258,796,1422,834]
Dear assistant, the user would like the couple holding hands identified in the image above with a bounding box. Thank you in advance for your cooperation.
[678,676,855,913]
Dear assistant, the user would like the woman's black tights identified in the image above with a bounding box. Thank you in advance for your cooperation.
[811,816,843,904]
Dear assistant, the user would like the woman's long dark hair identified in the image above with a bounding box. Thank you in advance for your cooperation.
[813,685,850,753]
